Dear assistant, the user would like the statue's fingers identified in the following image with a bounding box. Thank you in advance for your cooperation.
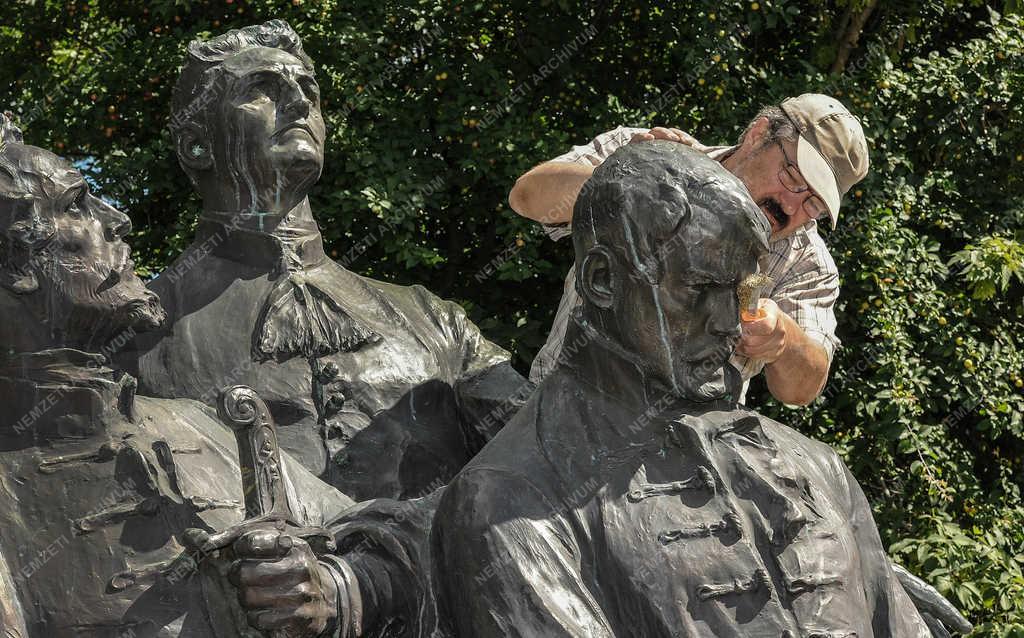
[238,583,316,610]
[233,529,294,559]
[921,612,952,638]
[230,556,311,588]
[247,608,309,632]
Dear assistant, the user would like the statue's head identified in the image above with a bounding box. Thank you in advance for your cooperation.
[170,20,324,217]
[0,113,164,354]
[573,140,769,402]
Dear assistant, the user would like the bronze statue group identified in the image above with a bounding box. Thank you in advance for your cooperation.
[0,19,972,638]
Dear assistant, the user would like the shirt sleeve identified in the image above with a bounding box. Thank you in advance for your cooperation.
[542,126,649,241]
[434,467,615,638]
[771,240,841,362]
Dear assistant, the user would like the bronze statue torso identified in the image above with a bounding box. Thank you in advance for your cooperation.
[0,350,351,637]
[135,219,519,501]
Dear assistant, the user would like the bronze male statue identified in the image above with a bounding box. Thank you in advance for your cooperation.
[429,141,932,636]
[132,21,524,500]
[0,113,351,637]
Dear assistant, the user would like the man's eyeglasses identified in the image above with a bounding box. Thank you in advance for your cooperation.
[776,141,830,220]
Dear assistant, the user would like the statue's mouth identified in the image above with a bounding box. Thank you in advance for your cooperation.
[274,122,317,142]
[96,258,137,294]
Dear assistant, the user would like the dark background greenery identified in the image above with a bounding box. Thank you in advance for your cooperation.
[2,0,1023,632]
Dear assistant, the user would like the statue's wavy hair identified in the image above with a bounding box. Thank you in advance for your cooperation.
[170,20,313,132]
[572,140,769,287]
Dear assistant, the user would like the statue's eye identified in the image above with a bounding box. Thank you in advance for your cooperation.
[251,77,279,100]
[65,188,87,219]
[299,78,320,104]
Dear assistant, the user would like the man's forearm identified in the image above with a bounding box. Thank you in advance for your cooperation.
[764,312,830,406]
[508,161,594,224]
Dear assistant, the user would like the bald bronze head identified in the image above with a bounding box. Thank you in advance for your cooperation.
[572,140,769,401]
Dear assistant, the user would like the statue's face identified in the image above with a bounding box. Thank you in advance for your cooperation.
[0,146,164,349]
[208,47,325,213]
[614,191,760,402]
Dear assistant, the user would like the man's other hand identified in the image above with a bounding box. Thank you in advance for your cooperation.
[629,127,708,151]
[228,529,339,638]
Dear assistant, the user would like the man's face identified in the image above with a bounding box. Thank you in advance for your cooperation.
[726,137,825,241]
[209,47,325,212]
[0,147,164,348]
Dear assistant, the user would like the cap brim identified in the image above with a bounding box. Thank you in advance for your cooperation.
[796,135,841,229]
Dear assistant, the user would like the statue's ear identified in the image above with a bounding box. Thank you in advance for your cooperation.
[0,264,39,295]
[579,245,615,310]
[0,231,39,295]
[174,122,213,172]
[0,213,52,296]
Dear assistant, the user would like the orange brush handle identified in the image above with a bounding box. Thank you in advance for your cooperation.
[741,308,766,322]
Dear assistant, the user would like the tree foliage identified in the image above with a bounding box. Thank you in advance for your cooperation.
[2,0,1023,631]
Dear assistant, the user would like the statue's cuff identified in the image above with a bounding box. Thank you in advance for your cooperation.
[319,554,363,638]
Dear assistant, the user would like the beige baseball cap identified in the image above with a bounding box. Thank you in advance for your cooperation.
[779,93,869,229]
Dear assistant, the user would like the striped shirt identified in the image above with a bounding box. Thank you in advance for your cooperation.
[529,126,840,401]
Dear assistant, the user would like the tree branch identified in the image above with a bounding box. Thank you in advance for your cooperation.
[830,0,880,75]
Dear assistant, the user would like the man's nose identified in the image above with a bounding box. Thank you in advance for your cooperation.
[779,189,806,217]
[704,286,741,338]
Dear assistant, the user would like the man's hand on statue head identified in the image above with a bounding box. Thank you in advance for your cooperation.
[228,529,338,637]
[629,127,708,152]
[736,298,788,363]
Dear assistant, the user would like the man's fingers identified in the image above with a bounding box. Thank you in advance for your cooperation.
[741,319,775,337]
[648,127,682,142]
[233,529,295,559]
[668,128,695,145]
[629,132,655,143]
[738,334,785,360]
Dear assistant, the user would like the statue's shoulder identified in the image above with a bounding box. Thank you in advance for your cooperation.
[743,409,853,492]
[439,415,560,525]
[349,268,462,319]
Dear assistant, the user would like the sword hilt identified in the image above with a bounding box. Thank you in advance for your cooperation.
[181,386,336,556]
[218,385,292,521]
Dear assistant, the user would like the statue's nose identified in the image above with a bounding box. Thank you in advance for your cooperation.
[705,287,741,339]
[280,80,311,120]
[97,201,132,241]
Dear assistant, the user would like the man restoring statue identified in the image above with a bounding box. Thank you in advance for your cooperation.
[222,141,971,636]
[431,140,931,635]
[0,112,352,637]
[129,20,525,501]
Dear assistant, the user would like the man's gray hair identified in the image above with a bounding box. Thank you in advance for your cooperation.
[736,104,800,147]
[170,19,313,131]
